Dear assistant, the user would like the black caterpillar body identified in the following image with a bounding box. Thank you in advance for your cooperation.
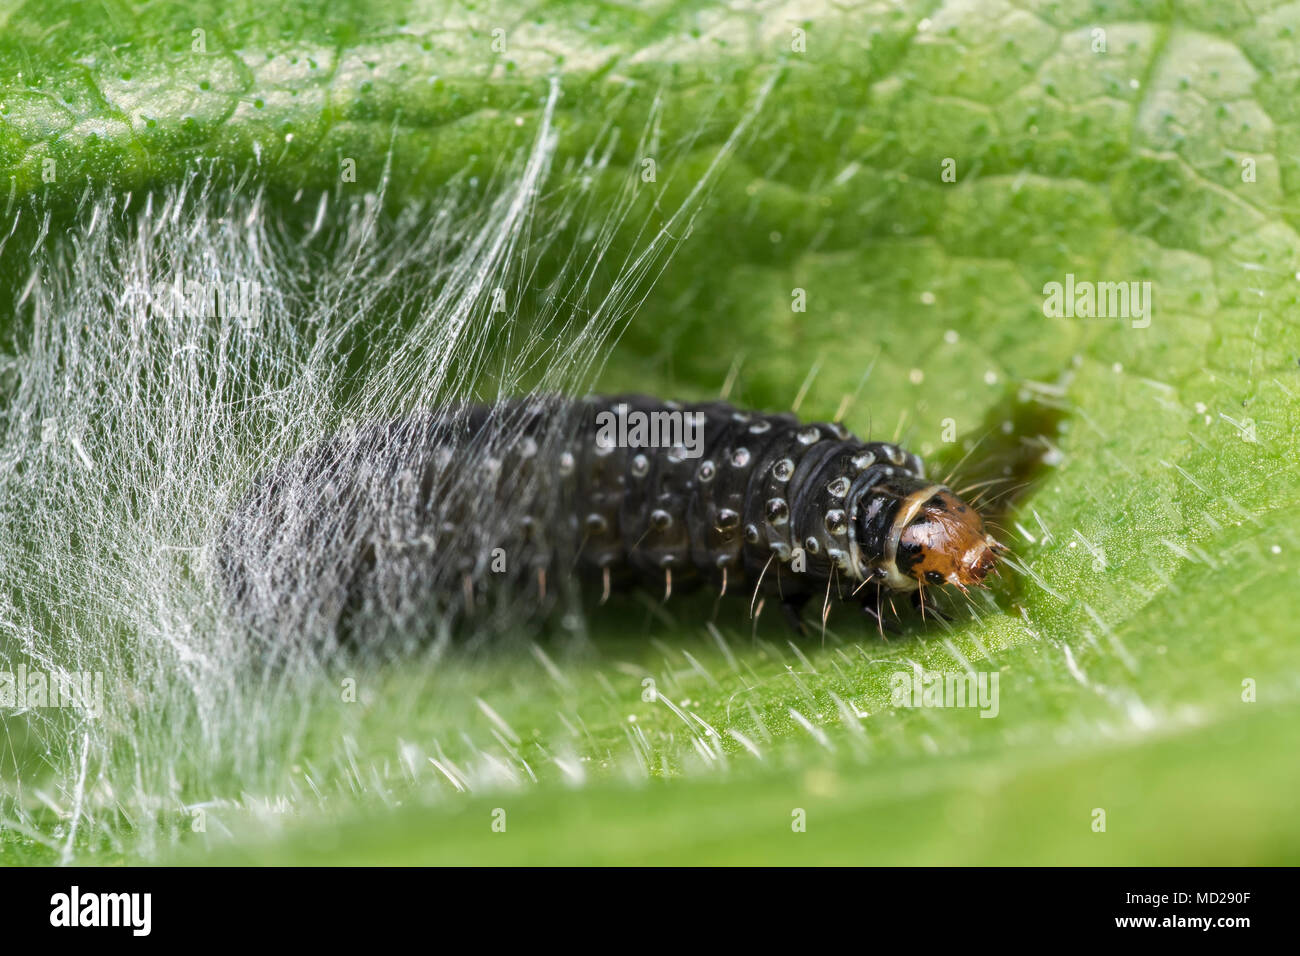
[221,395,1001,639]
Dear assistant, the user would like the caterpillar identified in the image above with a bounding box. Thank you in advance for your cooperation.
[221,394,1005,640]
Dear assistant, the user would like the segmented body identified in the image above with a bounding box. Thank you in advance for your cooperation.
[221,395,967,638]
[561,395,928,599]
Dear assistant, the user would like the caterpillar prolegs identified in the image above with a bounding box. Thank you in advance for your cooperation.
[221,395,1004,639]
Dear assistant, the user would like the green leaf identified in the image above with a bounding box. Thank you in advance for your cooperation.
[3,0,1299,864]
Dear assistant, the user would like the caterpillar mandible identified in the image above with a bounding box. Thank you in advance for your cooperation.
[221,394,1005,640]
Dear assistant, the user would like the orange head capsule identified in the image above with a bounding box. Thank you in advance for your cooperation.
[893,488,1002,591]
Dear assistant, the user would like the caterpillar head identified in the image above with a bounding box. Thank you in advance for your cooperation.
[893,488,1001,592]
[853,478,1003,593]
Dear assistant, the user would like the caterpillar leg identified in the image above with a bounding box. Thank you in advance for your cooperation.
[860,587,904,638]
[910,588,951,624]
[780,592,811,636]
